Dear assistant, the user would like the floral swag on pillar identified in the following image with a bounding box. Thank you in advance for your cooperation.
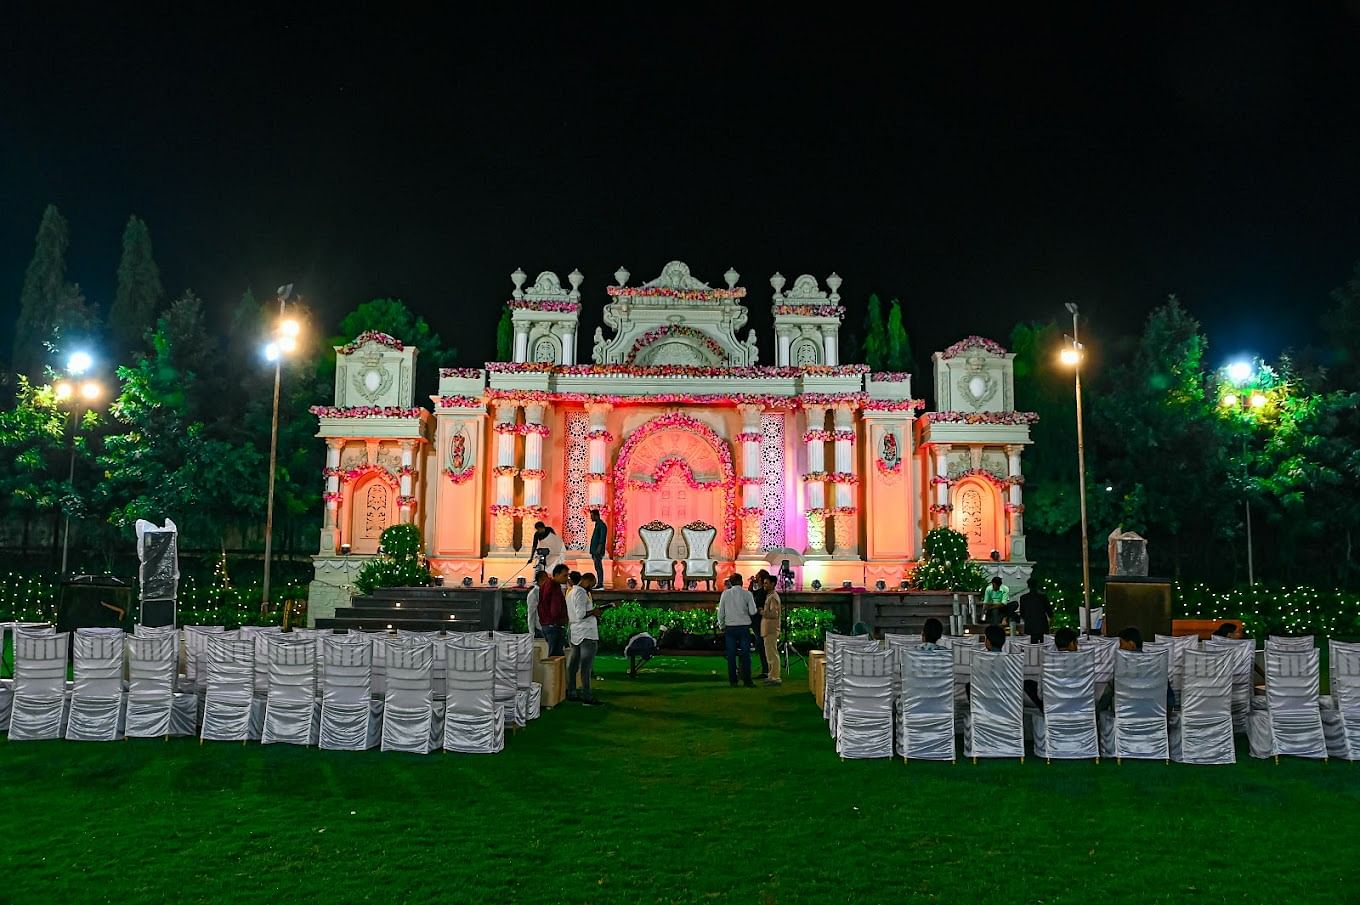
[610,412,737,558]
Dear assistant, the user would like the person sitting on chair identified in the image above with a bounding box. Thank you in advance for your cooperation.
[982,577,1011,627]
[625,622,659,677]
[1024,627,1078,710]
[1099,626,1175,711]
[920,617,946,651]
[1213,622,1241,638]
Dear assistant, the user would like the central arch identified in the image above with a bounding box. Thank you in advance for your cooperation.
[611,413,735,559]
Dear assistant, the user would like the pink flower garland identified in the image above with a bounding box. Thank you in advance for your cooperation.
[439,368,484,379]
[940,336,1007,359]
[734,431,762,444]
[310,406,424,419]
[607,286,746,301]
[625,325,729,365]
[875,459,903,476]
[772,304,845,319]
[929,503,954,515]
[520,468,546,481]
[803,429,835,443]
[444,467,475,485]
[1005,503,1026,514]
[737,507,764,518]
[862,399,925,413]
[807,507,857,518]
[338,331,404,355]
[611,412,736,557]
[438,395,484,408]
[336,464,398,486]
[586,472,610,483]
[484,362,872,379]
[397,495,417,508]
[322,491,342,503]
[585,429,614,443]
[490,504,546,519]
[944,467,1020,489]
[493,422,551,436]
[507,300,580,313]
[923,411,1039,425]
[869,372,912,382]
[492,466,520,478]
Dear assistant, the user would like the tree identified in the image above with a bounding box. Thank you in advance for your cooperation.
[495,307,514,361]
[911,527,986,591]
[860,293,887,370]
[12,205,93,378]
[327,297,459,397]
[1009,322,1081,535]
[108,215,165,357]
[0,378,77,555]
[354,524,431,594]
[884,299,913,372]
[1324,263,1360,391]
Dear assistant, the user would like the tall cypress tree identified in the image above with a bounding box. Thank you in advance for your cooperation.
[495,307,514,361]
[885,299,914,372]
[109,215,165,356]
[12,205,73,378]
[861,292,887,370]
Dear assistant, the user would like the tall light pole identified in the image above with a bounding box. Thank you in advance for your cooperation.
[1060,303,1092,634]
[261,284,299,614]
[1220,360,1271,586]
[55,351,102,575]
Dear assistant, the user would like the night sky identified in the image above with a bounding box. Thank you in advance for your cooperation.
[3,7,1359,374]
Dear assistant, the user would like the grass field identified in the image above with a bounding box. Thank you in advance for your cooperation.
[2,654,1358,904]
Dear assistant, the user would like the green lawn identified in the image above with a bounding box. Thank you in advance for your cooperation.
[1,655,1358,904]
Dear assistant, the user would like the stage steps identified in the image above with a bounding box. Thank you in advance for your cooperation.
[317,587,503,633]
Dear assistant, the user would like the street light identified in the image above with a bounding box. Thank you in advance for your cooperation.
[1217,359,1278,586]
[1059,301,1093,635]
[52,356,104,575]
[261,284,298,614]
[68,351,93,375]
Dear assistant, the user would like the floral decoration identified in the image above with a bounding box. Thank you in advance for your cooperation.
[507,299,580,313]
[801,472,859,484]
[833,430,856,442]
[338,331,404,355]
[322,491,342,503]
[734,431,762,444]
[396,465,415,477]
[483,362,871,379]
[772,304,845,319]
[337,464,398,486]
[625,325,729,365]
[930,475,951,486]
[611,412,736,557]
[585,429,615,443]
[444,467,475,485]
[803,429,835,443]
[396,495,418,507]
[607,285,746,301]
[800,393,869,407]
[586,472,610,483]
[493,422,551,436]
[869,372,912,382]
[735,475,763,486]
[940,336,1007,359]
[922,410,1039,425]
[490,504,547,519]
[493,465,520,478]
[310,405,424,419]
[520,468,546,481]
[438,395,484,408]
[862,399,925,413]
[875,459,903,476]
[806,507,857,518]
[737,507,764,518]
[438,368,484,379]
[1005,503,1026,514]
[929,503,954,515]
[946,467,1022,489]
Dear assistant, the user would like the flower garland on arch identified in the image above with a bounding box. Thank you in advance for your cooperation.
[507,299,580,313]
[624,325,729,365]
[607,285,747,301]
[610,412,736,557]
[772,304,845,319]
[947,467,1014,490]
[863,399,925,413]
[438,395,484,408]
[940,336,1007,359]
[310,406,424,419]
[485,362,871,379]
[444,467,475,485]
[922,410,1039,425]
[338,331,404,355]
[333,464,399,486]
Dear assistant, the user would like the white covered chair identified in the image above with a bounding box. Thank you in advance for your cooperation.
[898,648,956,762]
[638,521,676,590]
[65,628,126,742]
[680,521,719,590]
[182,625,227,693]
[1099,649,1170,762]
[245,626,285,698]
[1267,635,1314,653]
[443,639,505,754]
[949,634,983,705]
[398,630,446,698]
[1248,649,1327,761]
[1171,649,1236,764]
[200,636,256,743]
[125,633,182,738]
[494,631,534,725]
[1204,636,1255,732]
[1078,635,1118,707]
[1323,644,1360,760]
[490,631,524,728]
[834,649,895,759]
[381,637,435,754]
[319,634,376,751]
[9,631,70,740]
[964,651,1025,761]
[1031,649,1099,761]
[824,634,881,736]
[1155,633,1198,702]
[261,637,317,746]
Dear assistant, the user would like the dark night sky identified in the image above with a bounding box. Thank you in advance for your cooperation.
[2,6,1359,373]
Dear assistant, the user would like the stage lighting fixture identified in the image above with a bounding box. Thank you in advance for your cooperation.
[811,579,822,591]
[340,543,351,555]
[462,577,473,588]
[488,577,499,587]
[875,580,886,591]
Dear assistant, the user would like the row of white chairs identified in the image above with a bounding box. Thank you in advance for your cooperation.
[0,625,543,755]
[822,631,1360,764]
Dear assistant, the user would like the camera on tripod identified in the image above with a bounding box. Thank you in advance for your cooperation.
[778,559,795,591]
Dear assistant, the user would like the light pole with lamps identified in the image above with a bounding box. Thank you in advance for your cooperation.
[261,284,300,614]
[1059,303,1093,634]
[1219,359,1273,586]
[54,350,103,575]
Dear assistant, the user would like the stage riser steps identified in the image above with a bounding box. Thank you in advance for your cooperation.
[316,616,486,632]
[335,606,483,620]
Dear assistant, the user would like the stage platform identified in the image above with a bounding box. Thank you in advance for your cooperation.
[316,585,972,636]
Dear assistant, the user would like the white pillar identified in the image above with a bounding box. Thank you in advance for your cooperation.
[1006,443,1026,559]
[586,403,611,509]
[803,406,828,556]
[398,440,416,524]
[776,329,792,367]
[523,403,546,508]
[932,443,952,527]
[822,327,839,366]
[324,440,343,529]
[513,327,529,363]
[560,328,575,365]
[494,402,518,506]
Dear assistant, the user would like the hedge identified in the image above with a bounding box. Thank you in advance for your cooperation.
[512,599,837,650]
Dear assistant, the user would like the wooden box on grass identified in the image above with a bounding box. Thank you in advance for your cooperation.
[809,650,825,706]
[535,655,566,708]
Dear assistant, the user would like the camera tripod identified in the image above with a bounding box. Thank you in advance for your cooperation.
[780,611,807,676]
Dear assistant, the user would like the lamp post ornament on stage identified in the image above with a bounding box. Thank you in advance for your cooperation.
[261,283,300,614]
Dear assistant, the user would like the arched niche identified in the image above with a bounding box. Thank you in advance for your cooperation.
[349,473,398,555]
[950,476,1004,561]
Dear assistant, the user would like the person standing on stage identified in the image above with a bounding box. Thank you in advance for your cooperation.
[589,509,608,585]
[1015,578,1053,643]
[566,572,605,706]
[759,573,783,686]
[717,573,757,688]
[749,569,770,679]
[527,522,567,572]
[537,565,570,657]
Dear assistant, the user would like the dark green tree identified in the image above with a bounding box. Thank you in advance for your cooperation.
[1324,263,1360,391]
[884,299,913,372]
[1009,322,1081,535]
[911,527,987,591]
[495,307,514,361]
[861,293,887,370]
[108,215,165,356]
[326,297,459,396]
[0,378,79,556]
[12,205,94,377]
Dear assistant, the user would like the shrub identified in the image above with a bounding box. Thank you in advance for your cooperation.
[911,527,987,592]
[354,524,431,595]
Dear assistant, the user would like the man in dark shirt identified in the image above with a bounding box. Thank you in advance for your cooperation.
[589,509,608,582]
[537,564,570,657]
[749,570,770,679]
[1016,579,1054,643]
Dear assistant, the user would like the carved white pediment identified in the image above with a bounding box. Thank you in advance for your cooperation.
[333,333,418,409]
[642,260,712,291]
[595,260,753,365]
[933,338,1015,413]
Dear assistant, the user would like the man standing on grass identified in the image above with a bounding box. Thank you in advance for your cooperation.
[760,573,783,686]
[750,569,771,679]
[566,572,605,706]
[717,573,757,688]
[537,565,570,657]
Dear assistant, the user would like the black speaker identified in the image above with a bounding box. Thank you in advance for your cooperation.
[57,576,134,633]
[1102,579,1172,639]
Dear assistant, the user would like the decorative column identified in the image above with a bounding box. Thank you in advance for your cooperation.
[736,404,764,556]
[397,440,417,524]
[490,401,519,553]
[831,404,857,559]
[822,326,839,366]
[1006,443,1026,561]
[931,443,952,528]
[560,326,575,365]
[776,328,793,367]
[803,405,828,556]
[320,439,344,553]
[513,326,529,363]
[518,402,548,552]
[585,403,612,511]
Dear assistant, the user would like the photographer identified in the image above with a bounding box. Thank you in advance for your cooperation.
[749,569,771,679]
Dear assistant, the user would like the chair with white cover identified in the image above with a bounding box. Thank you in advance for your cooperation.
[1204,636,1255,732]
[398,630,446,698]
[834,649,895,759]
[1267,635,1314,653]
[443,639,504,754]
[381,637,435,754]
[368,633,389,697]
[680,521,719,590]
[261,636,317,746]
[825,635,881,736]
[245,626,284,698]
[182,626,227,693]
[1155,633,1198,703]
[200,636,256,743]
[495,631,535,724]
[9,631,70,740]
[1078,635,1118,708]
[65,628,126,741]
[950,635,982,705]
[1322,644,1360,760]
[1031,649,1099,761]
[1171,649,1236,764]
[964,651,1025,761]
[638,521,676,590]
[319,635,375,751]
[1099,649,1170,762]
[1,622,53,729]
[488,631,525,728]
[1249,649,1327,761]
[898,648,956,762]
[125,633,181,738]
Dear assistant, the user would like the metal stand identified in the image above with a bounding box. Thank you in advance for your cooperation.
[780,611,807,676]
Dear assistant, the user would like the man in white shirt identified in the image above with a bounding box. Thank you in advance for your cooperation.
[525,570,544,637]
[717,573,757,688]
[566,572,606,706]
